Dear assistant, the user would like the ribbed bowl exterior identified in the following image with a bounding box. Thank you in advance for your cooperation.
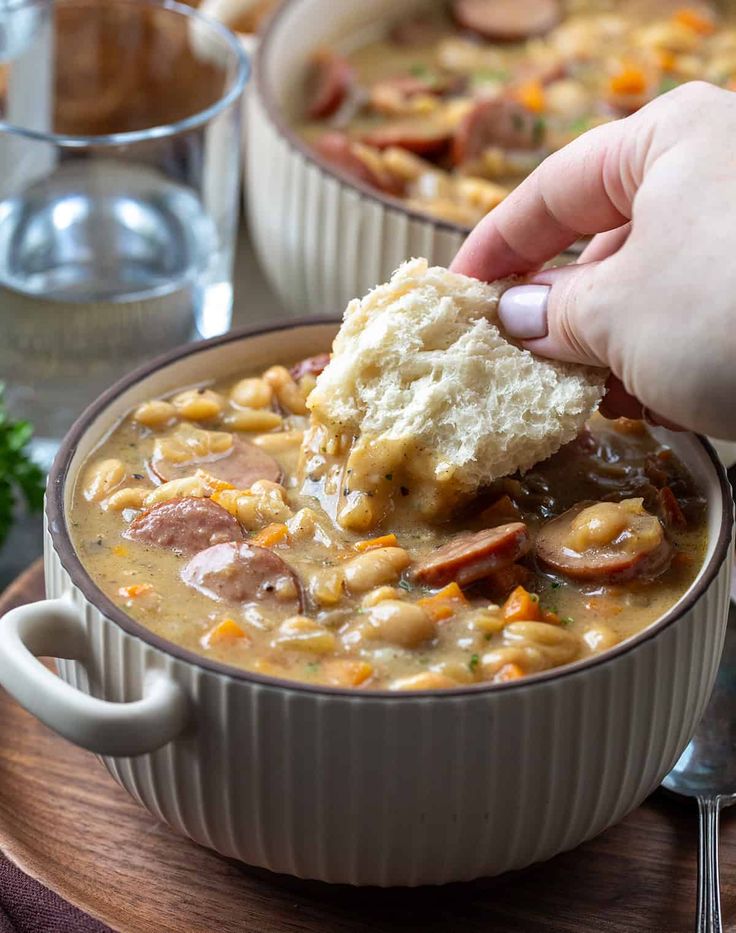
[246,88,466,316]
[45,521,732,886]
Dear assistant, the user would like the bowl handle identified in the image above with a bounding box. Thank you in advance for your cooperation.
[0,596,188,757]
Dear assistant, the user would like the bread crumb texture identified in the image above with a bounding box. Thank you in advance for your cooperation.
[306,259,606,526]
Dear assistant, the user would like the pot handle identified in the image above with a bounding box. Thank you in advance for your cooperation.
[0,596,188,757]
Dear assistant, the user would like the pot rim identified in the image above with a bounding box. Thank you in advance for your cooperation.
[252,0,475,237]
[47,319,734,699]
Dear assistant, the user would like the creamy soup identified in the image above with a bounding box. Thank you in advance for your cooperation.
[297,0,735,226]
[69,354,706,691]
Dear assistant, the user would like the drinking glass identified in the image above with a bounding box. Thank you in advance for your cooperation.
[0,0,248,464]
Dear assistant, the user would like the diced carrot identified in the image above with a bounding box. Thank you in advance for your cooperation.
[515,80,546,113]
[203,618,246,647]
[354,533,399,552]
[674,8,715,35]
[656,49,678,72]
[252,522,289,547]
[479,495,522,526]
[494,662,524,683]
[659,486,687,529]
[502,586,542,623]
[112,544,129,557]
[584,595,623,616]
[322,659,374,687]
[418,581,469,621]
[482,563,534,602]
[118,583,154,599]
[208,478,236,493]
[609,65,647,96]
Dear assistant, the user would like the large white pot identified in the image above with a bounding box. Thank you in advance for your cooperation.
[246,0,471,315]
[0,321,732,886]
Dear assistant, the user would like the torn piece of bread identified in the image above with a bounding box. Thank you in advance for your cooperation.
[301,258,606,531]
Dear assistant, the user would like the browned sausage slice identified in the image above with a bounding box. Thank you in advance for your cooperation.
[314,132,404,195]
[306,50,354,120]
[536,500,672,584]
[452,98,541,165]
[151,436,281,489]
[453,0,561,41]
[390,15,444,47]
[181,541,302,611]
[290,352,330,381]
[361,119,451,156]
[124,497,242,556]
[412,522,530,587]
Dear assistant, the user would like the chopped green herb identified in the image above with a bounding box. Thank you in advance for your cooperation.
[532,116,547,147]
[550,581,561,589]
[561,616,574,627]
[468,653,480,672]
[409,63,431,78]
[568,116,590,134]
[658,77,680,95]
[398,579,413,592]
[0,390,45,551]
[530,593,539,603]
[472,68,510,84]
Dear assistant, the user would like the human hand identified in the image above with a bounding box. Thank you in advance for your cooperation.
[451,82,736,440]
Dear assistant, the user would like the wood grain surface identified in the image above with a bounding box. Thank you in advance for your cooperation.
[0,561,734,933]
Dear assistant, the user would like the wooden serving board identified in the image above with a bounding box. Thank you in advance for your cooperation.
[1,562,735,933]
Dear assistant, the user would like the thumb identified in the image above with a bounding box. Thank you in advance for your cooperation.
[498,262,609,369]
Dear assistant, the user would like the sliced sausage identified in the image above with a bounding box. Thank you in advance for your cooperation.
[306,50,354,120]
[290,353,330,381]
[412,522,531,587]
[361,119,451,156]
[314,132,404,195]
[390,15,444,47]
[452,98,542,165]
[453,0,561,42]
[151,436,281,489]
[124,497,242,556]
[181,541,302,611]
[536,500,672,584]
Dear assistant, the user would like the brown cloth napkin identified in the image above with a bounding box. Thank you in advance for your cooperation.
[0,856,111,933]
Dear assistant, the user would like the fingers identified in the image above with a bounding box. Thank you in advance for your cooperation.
[451,118,637,281]
[499,261,606,367]
[599,376,685,431]
[577,223,632,263]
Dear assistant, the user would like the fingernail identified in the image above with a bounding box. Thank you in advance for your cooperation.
[498,285,550,340]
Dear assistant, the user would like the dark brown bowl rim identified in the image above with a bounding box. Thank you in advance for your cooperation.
[252,0,476,237]
[47,319,734,699]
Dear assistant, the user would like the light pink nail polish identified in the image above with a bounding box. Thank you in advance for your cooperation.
[498,285,550,340]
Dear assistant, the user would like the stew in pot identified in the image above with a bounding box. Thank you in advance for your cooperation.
[69,356,707,690]
[297,0,734,226]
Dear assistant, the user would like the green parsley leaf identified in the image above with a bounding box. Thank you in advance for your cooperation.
[568,116,590,134]
[658,77,680,96]
[398,579,413,592]
[468,653,480,672]
[472,68,510,84]
[550,581,561,589]
[0,385,45,550]
[532,116,547,147]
